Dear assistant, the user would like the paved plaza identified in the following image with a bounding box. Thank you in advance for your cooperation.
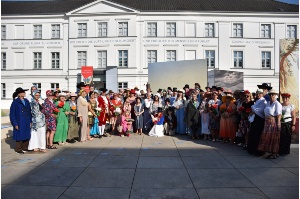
[1,134,299,199]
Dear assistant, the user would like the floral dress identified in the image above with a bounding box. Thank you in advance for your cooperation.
[42,98,56,131]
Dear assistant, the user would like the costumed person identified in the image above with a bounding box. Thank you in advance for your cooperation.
[42,90,57,149]
[143,93,152,132]
[54,93,70,145]
[247,89,267,155]
[257,83,272,102]
[163,98,172,116]
[28,90,47,152]
[219,90,237,144]
[164,107,177,136]
[120,110,133,137]
[128,89,137,132]
[77,89,90,142]
[170,88,177,106]
[279,93,296,155]
[208,91,222,141]
[134,97,144,135]
[110,93,123,134]
[201,103,210,140]
[173,89,186,134]
[183,84,190,100]
[67,92,79,143]
[98,88,109,137]
[26,85,37,102]
[88,91,98,139]
[257,89,282,159]
[10,87,32,154]
[184,92,200,139]
[149,107,165,137]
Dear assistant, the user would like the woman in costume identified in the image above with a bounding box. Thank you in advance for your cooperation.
[173,89,186,134]
[208,91,222,141]
[88,91,98,139]
[134,97,144,135]
[77,89,90,142]
[149,107,164,137]
[67,93,79,143]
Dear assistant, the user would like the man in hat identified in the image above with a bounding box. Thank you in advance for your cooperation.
[205,86,211,92]
[98,88,109,137]
[183,84,190,100]
[216,87,224,100]
[170,88,177,106]
[211,86,217,92]
[10,87,32,154]
[194,83,201,90]
[166,87,173,99]
[257,83,272,102]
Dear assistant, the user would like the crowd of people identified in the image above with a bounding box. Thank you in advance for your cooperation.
[9,82,296,159]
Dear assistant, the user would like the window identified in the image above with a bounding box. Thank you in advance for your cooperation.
[118,22,128,36]
[233,51,243,68]
[78,23,87,37]
[98,22,107,37]
[51,52,60,69]
[98,51,107,68]
[261,24,271,38]
[118,50,128,67]
[233,23,243,37]
[51,83,59,91]
[33,52,42,69]
[32,83,41,90]
[1,53,6,70]
[147,23,157,37]
[1,25,6,39]
[205,23,214,37]
[51,24,60,38]
[166,50,176,61]
[166,23,176,37]
[1,83,6,98]
[147,50,157,63]
[77,51,87,68]
[262,51,271,68]
[33,25,42,39]
[118,82,128,89]
[287,25,297,39]
[205,50,215,68]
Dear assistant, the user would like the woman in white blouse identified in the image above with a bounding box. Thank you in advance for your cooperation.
[279,93,296,155]
[257,89,282,159]
[143,93,153,132]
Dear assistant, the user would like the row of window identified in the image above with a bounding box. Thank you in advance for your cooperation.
[1,82,128,98]
[1,23,297,39]
[1,50,271,70]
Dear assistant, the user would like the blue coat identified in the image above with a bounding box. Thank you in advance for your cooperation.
[10,98,32,141]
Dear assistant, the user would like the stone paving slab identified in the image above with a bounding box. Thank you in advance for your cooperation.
[139,147,180,157]
[1,165,37,184]
[89,155,138,168]
[224,155,280,168]
[59,187,131,199]
[2,185,67,199]
[182,156,234,169]
[137,156,185,169]
[41,154,96,168]
[130,188,199,199]
[271,154,299,167]
[197,188,268,199]
[259,186,299,199]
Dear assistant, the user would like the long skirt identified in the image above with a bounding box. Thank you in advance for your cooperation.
[257,117,280,154]
[149,125,164,137]
[135,115,143,129]
[279,122,292,155]
[28,126,46,150]
[219,116,237,140]
[201,113,210,135]
[68,115,79,140]
[247,114,265,155]
[176,107,186,134]
[143,108,152,131]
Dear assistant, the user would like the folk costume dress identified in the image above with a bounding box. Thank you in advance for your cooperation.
[68,101,79,140]
[279,104,295,155]
[143,98,153,131]
[42,98,56,132]
[134,104,144,129]
[110,98,123,132]
[219,102,237,141]
[98,95,108,135]
[149,113,165,137]
[164,114,177,136]
[28,98,46,150]
[77,96,89,141]
[184,100,200,136]
[208,99,222,131]
[54,101,70,143]
[173,98,186,134]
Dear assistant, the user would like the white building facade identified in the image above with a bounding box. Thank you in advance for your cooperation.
[1,0,299,109]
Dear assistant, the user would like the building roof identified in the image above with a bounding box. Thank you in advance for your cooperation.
[1,0,298,15]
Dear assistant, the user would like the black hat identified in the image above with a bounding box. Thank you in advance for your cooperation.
[167,106,175,112]
[157,88,162,93]
[167,87,172,91]
[205,86,211,90]
[157,107,163,112]
[211,86,217,89]
[165,98,170,103]
[100,88,108,92]
[183,84,189,89]
[216,87,222,91]
[173,87,178,92]
[257,83,272,90]
[195,83,201,88]
[13,87,29,98]
[76,82,86,89]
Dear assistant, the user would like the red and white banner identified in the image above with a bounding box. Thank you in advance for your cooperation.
[81,66,93,85]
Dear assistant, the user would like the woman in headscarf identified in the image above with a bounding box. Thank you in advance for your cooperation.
[28,90,46,152]
[10,87,32,154]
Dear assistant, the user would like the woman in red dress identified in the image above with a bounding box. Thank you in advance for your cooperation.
[110,93,123,133]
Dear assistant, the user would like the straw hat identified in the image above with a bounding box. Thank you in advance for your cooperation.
[268,89,279,95]
[256,89,264,94]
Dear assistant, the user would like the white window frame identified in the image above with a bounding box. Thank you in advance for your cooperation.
[1,25,6,39]
[98,22,107,37]
[98,50,107,68]
[1,83,6,98]
[51,83,59,91]
[118,82,128,89]
[32,83,41,90]
[233,51,244,68]
[77,51,87,68]
[147,22,157,37]
[233,23,243,38]
[78,23,87,37]
[33,52,42,69]
[261,51,271,69]
[205,50,215,68]
[33,25,42,39]
[51,52,60,69]
[118,22,128,37]
[287,25,297,39]
[147,50,157,64]
[205,23,214,37]
[166,50,176,61]
[1,52,6,70]
[166,22,176,37]
[261,24,271,38]
[118,50,128,67]
[51,24,60,39]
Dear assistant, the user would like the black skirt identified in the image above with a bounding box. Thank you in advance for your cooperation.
[247,114,265,155]
[279,122,292,155]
